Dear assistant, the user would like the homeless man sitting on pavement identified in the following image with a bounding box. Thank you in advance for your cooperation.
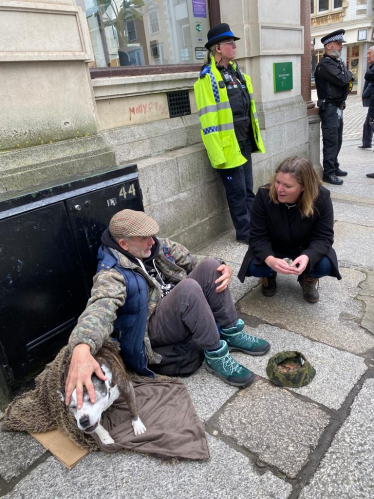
[238,157,342,303]
[65,209,270,408]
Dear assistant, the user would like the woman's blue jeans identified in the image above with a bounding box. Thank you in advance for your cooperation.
[249,256,333,279]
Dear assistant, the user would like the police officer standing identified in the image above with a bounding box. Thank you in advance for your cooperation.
[194,23,265,243]
[315,29,354,185]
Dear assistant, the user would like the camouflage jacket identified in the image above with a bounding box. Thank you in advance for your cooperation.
[68,238,206,363]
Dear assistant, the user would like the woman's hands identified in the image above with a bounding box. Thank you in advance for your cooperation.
[265,255,309,276]
[289,255,309,275]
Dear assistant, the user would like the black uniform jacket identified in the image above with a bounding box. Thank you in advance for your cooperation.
[362,63,374,107]
[238,185,341,282]
[315,55,351,105]
[364,69,374,119]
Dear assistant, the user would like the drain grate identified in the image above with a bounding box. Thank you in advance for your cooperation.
[167,91,191,118]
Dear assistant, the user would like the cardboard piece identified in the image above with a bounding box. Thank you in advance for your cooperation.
[31,429,88,470]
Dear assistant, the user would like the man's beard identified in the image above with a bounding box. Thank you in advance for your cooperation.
[329,49,341,59]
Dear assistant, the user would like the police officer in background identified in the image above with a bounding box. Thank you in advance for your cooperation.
[194,23,265,244]
[315,29,354,185]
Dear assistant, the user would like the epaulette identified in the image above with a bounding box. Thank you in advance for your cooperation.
[199,64,211,78]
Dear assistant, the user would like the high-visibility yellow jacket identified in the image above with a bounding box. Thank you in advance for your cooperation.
[194,56,265,169]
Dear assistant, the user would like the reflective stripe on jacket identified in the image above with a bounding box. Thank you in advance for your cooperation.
[194,55,265,169]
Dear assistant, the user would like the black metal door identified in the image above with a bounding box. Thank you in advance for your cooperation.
[0,165,144,387]
[0,202,88,381]
[66,176,143,293]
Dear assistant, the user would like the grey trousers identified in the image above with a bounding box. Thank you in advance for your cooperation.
[148,259,237,351]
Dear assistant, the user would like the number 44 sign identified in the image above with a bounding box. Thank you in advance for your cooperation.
[106,183,137,207]
[119,183,136,199]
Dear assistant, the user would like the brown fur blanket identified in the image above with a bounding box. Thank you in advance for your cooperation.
[2,341,209,460]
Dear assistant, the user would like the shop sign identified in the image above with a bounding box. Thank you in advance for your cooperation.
[195,47,206,59]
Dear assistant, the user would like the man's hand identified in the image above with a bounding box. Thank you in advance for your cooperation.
[265,256,300,275]
[289,255,309,275]
[215,263,233,293]
[65,344,107,409]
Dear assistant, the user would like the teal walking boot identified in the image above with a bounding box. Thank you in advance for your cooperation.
[220,319,270,356]
[204,340,254,387]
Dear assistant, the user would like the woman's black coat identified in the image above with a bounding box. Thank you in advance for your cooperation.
[238,185,341,282]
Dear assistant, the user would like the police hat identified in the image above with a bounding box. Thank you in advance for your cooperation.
[266,351,316,388]
[321,29,346,46]
[205,23,240,50]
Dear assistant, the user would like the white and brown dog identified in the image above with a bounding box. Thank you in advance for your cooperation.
[59,343,146,445]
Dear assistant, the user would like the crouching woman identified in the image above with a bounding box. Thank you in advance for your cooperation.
[238,157,341,303]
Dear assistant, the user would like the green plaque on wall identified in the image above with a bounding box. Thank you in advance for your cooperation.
[273,62,293,92]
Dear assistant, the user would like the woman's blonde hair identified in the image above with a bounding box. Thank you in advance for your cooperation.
[268,157,322,217]
[204,45,216,65]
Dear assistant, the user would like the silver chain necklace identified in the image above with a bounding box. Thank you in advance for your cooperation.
[285,203,297,209]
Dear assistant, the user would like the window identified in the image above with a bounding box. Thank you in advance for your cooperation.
[318,0,329,12]
[148,9,160,35]
[74,0,213,70]
[311,0,343,14]
[74,0,217,72]
[128,48,144,65]
[150,42,166,63]
[127,20,137,42]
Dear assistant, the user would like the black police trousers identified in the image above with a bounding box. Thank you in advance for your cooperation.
[217,138,254,242]
[320,104,343,176]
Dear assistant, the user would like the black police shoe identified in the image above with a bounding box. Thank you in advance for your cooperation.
[367,173,374,178]
[323,174,343,185]
[358,145,372,149]
[335,168,347,176]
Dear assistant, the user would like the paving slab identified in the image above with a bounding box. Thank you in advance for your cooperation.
[111,434,292,499]
[0,429,45,482]
[326,176,374,203]
[357,271,374,335]
[2,453,117,499]
[238,267,374,355]
[215,379,330,479]
[299,378,374,499]
[334,221,374,269]
[333,200,374,228]
[321,140,374,203]
[358,270,374,297]
[229,323,367,410]
[182,366,237,422]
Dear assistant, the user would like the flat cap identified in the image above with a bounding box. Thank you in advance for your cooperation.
[109,209,159,239]
[321,29,346,45]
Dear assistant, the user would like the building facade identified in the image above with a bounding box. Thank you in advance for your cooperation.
[311,0,374,94]
[0,0,311,248]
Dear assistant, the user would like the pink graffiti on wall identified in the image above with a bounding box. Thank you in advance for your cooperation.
[129,101,167,119]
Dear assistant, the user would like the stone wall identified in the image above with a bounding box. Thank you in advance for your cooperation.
[0,0,115,195]
[0,0,309,249]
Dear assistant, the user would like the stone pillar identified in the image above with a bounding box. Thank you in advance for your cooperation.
[300,0,315,109]
[0,0,115,195]
[300,0,322,175]
[219,0,309,184]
